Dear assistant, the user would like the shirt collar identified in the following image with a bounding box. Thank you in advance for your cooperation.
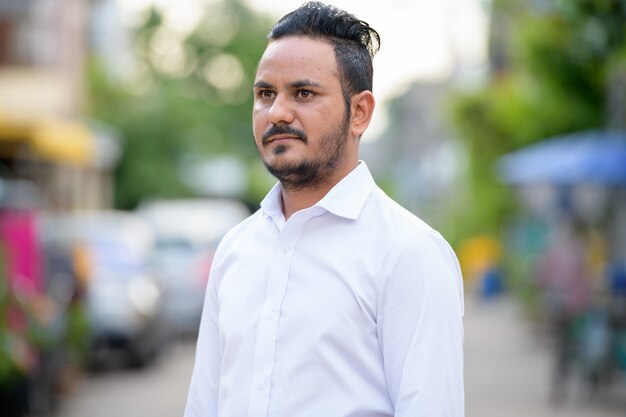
[260,181,284,221]
[260,161,375,221]
[316,161,375,220]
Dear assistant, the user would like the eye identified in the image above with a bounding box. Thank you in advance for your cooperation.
[257,90,275,100]
[297,89,314,99]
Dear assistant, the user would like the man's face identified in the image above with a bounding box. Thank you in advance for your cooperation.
[252,36,354,190]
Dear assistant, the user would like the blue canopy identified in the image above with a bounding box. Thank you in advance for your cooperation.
[498,130,626,186]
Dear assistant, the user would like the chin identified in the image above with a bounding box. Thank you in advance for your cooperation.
[265,148,301,167]
[265,157,301,173]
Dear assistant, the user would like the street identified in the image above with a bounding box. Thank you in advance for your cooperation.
[464,296,626,417]
[54,342,195,417]
[55,295,626,417]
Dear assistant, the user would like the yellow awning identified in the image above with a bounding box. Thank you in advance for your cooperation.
[0,113,94,167]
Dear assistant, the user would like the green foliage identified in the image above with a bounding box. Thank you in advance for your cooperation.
[447,0,626,239]
[0,249,50,384]
[87,0,273,209]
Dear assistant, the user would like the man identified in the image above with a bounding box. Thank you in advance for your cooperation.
[184,2,464,416]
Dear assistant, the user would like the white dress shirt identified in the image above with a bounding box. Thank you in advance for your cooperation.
[184,162,464,417]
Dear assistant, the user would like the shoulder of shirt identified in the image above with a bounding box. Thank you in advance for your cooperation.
[368,186,436,235]
[366,186,455,257]
[367,188,462,294]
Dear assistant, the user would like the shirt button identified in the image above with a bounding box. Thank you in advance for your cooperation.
[256,379,267,390]
[265,310,278,320]
[281,245,291,254]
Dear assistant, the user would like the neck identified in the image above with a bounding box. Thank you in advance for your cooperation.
[280,159,359,220]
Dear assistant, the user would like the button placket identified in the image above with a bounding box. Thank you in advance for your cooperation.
[264,309,278,320]
[256,378,268,390]
[247,214,311,417]
[247,245,296,416]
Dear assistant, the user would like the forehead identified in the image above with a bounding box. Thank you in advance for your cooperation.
[255,36,340,84]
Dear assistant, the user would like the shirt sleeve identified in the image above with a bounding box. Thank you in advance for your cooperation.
[184,262,221,417]
[377,230,465,417]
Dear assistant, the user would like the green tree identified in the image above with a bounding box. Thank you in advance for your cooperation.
[87,0,273,209]
[448,0,626,239]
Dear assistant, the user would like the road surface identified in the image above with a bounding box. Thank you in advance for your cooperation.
[55,295,626,417]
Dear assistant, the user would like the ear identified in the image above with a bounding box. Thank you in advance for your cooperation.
[350,91,375,139]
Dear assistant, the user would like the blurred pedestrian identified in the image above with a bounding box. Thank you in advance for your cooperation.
[184,2,465,416]
[536,216,593,401]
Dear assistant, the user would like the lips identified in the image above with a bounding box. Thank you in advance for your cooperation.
[267,135,301,143]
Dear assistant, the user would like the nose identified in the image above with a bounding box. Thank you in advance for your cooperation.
[267,94,295,125]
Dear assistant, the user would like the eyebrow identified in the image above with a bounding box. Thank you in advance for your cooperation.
[254,80,273,89]
[253,79,323,89]
[290,79,322,89]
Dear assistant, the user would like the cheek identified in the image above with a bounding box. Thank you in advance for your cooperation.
[252,110,265,140]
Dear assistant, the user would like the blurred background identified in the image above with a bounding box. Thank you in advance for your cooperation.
[0,0,625,416]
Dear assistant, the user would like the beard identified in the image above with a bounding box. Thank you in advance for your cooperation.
[257,115,350,191]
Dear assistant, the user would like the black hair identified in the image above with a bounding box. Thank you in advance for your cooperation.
[268,1,380,111]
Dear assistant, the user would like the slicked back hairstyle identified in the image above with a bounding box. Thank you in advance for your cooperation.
[268,1,380,111]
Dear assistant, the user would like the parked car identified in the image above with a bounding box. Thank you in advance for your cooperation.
[72,210,167,368]
[137,198,249,336]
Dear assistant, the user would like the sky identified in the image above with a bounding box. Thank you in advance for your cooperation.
[114,0,489,136]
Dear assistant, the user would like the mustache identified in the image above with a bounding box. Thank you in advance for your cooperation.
[262,125,307,145]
